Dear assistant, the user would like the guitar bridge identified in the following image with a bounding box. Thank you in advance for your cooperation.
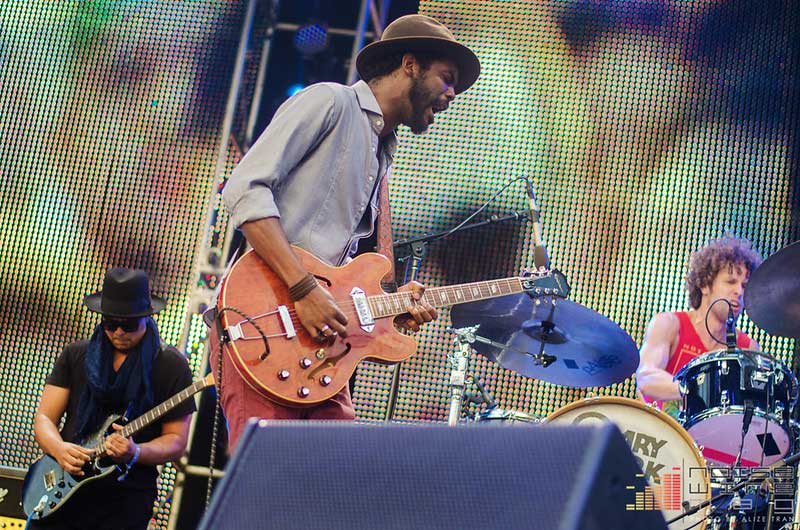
[350,287,374,332]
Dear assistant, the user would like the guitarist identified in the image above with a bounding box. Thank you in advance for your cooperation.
[218,14,480,449]
[30,268,195,530]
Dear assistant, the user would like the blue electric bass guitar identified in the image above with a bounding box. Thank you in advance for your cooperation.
[22,373,214,521]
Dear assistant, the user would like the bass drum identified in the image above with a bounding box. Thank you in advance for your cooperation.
[547,397,710,530]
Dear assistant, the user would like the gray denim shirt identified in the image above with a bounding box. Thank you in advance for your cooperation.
[222,81,398,266]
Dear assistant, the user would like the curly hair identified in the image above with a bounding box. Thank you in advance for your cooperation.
[360,50,439,83]
[685,234,763,309]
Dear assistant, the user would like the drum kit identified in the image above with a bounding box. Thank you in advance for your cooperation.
[446,241,800,530]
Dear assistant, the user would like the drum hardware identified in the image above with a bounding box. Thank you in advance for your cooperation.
[462,374,499,421]
[763,479,776,530]
[462,327,557,368]
[792,456,800,529]
[473,407,540,425]
[733,403,756,470]
[668,450,800,528]
[675,350,798,467]
[445,327,477,427]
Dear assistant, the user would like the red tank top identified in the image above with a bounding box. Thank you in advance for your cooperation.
[643,311,752,417]
[665,311,751,375]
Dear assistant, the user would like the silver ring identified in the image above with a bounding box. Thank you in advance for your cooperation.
[319,324,331,333]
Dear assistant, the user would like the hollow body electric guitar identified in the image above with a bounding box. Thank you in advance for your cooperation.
[23,373,214,521]
[214,247,569,407]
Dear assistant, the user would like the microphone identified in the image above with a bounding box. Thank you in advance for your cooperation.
[726,303,737,353]
[525,179,550,270]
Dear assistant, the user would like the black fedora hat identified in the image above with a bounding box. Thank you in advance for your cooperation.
[356,14,480,95]
[84,268,167,318]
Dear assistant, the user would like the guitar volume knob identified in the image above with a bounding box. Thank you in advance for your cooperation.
[300,358,312,369]
[298,387,310,398]
[320,375,332,386]
[278,370,290,381]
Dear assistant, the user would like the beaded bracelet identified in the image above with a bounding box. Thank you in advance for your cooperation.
[289,273,319,301]
[117,443,141,482]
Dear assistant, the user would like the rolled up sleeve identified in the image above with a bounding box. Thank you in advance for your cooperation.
[222,84,341,228]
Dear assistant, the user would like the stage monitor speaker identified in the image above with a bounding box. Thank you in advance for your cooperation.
[198,422,667,530]
[0,466,26,520]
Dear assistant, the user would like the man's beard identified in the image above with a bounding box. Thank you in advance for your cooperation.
[408,76,431,134]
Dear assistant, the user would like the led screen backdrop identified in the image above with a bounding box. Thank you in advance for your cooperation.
[0,0,797,526]
[0,0,245,525]
[353,0,799,421]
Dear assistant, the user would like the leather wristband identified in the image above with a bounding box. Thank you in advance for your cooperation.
[289,273,318,301]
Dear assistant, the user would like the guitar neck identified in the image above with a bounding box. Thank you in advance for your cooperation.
[92,375,213,456]
[368,277,525,319]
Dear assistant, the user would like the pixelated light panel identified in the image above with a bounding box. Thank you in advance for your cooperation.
[0,0,245,525]
[353,0,798,421]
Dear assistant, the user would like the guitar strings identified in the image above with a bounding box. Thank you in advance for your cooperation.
[230,277,532,338]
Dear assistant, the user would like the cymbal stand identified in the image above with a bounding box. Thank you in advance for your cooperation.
[463,374,498,420]
[446,326,479,426]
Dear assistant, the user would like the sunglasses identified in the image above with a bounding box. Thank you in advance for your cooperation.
[102,317,142,333]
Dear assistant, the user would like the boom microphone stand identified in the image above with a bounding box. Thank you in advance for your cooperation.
[383,210,530,421]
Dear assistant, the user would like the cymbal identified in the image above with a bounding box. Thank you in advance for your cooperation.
[449,295,639,387]
[745,241,800,339]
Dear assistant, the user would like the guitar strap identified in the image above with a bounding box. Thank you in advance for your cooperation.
[375,172,397,292]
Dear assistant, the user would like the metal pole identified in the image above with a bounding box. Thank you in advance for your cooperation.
[244,0,280,151]
[177,0,258,354]
[346,0,371,84]
[384,241,427,421]
[168,0,259,527]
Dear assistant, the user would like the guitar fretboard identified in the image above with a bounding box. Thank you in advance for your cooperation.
[368,277,525,318]
[93,378,211,456]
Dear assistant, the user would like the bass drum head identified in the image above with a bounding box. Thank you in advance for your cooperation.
[547,396,710,530]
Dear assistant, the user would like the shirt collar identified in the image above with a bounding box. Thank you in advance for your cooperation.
[352,80,398,158]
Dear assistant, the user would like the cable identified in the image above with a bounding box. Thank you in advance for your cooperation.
[204,305,272,508]
[432,176,531,243]
[217,306,271,360]
[705,298,734,347]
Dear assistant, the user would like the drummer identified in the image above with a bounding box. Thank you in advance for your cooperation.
[637,234,762,418]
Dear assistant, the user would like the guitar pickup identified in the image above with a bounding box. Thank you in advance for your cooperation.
[44,469,56,491]
[350,287,374,332]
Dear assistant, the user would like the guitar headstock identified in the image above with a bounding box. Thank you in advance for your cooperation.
[520,268,571,298]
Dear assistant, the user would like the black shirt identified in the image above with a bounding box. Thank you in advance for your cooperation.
[46,340,196,491]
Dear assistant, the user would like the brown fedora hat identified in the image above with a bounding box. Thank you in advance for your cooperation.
[356,14,480,94]
[84,268,167,318]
